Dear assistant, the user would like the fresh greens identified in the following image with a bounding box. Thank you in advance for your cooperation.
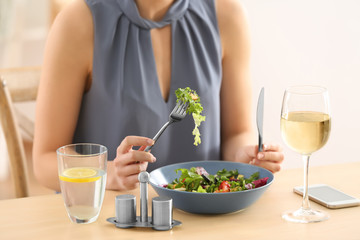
[165,167,269,193]
[175,87,206,146]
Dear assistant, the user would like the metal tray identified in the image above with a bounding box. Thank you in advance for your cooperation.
[107,216,181,231]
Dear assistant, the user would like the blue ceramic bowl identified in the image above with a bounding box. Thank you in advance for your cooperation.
[149,161,274,214]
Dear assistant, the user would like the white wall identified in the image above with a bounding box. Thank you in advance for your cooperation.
[0,0,49,67]
[242,0,360,169]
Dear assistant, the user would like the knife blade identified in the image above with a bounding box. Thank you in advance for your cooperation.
[256,87,264,152]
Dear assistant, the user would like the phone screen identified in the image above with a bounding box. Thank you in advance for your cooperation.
[294,184,360,208]
[307,185,357,202]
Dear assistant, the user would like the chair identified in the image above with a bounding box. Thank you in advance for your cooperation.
[0,66,41,198]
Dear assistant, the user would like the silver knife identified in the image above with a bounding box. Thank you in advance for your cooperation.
[256,87,264,152]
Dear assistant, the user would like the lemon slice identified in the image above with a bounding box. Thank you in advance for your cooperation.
[59,167,100,183]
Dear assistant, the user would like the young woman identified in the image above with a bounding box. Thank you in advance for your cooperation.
[33,0,284,191]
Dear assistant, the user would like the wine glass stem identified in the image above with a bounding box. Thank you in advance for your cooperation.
[302,155,311,210]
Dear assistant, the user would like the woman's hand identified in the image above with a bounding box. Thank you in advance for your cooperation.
[236,143,284,173]
[107,136,156,191]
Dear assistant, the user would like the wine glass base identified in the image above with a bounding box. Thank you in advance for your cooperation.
[282,207,330,223]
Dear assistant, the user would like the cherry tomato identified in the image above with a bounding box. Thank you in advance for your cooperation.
[218,181,230,192]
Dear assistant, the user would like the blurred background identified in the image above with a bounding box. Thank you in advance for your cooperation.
[0,0,71,199]
[244,0,360,170]
[0,0,359,199]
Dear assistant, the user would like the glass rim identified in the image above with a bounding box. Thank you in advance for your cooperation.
[285,85,328,95]
[56,143,108,157]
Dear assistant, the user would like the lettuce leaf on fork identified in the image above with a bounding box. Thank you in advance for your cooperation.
[175,87,206,146]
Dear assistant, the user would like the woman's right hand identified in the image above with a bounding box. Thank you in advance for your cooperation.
[106,136,156,191]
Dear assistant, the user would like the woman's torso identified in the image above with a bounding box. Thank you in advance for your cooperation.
[73,0,223,171]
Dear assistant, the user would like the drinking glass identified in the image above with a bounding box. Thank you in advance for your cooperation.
[57,143,107,224]
[280,86,331,223]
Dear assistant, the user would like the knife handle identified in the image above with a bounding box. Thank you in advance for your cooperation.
[258,135,263,152]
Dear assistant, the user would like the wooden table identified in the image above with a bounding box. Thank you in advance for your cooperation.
[1,162,359,240]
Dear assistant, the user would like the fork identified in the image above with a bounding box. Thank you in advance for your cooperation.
[144,101,188,152]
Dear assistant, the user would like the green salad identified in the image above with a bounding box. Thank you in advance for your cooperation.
[175,87,206,146]
[164,167,269,193]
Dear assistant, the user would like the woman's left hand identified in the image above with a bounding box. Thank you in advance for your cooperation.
[236,143,284,173]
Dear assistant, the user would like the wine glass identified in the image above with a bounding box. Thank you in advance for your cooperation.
[280,85,331,223]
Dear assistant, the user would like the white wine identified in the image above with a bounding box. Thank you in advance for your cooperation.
[281,111,331,155]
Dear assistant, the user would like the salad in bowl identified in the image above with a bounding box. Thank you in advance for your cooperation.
[164,167,269,193]
[149,161,274,214]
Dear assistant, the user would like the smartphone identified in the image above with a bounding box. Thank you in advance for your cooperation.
[293,184,360,209]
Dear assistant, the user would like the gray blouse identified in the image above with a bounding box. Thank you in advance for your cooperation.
[74,0,222,171]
